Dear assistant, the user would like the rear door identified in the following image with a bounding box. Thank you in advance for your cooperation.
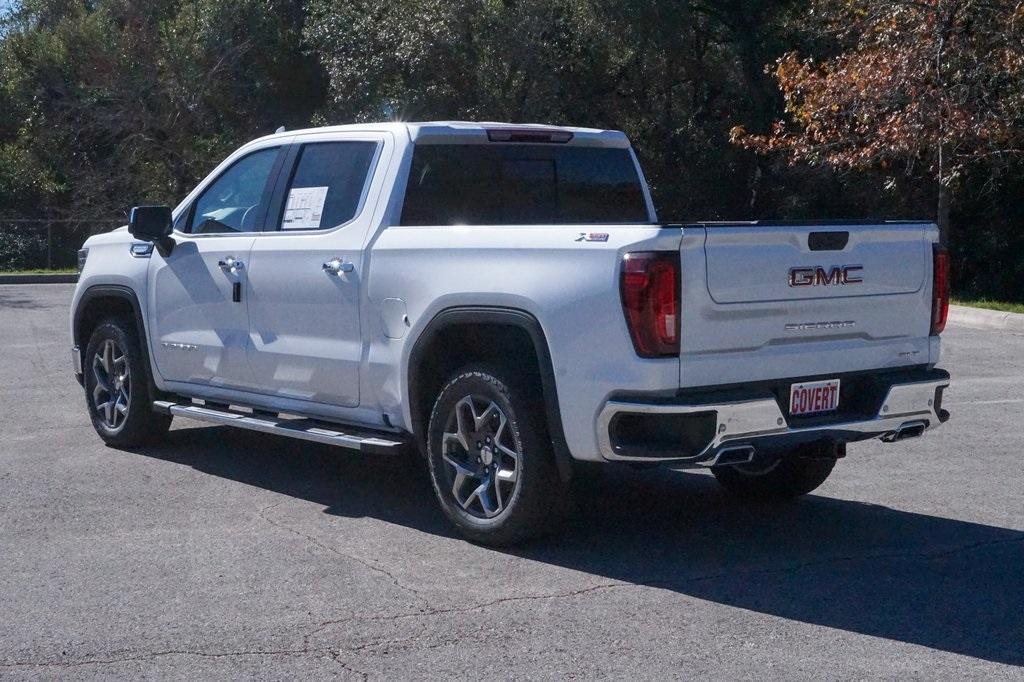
[679,222,936,388]
[149,145,284,389]
[244,133,388,407]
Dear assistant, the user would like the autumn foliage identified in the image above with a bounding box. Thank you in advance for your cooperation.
[734,0,1024,241]
[1,0,1023,298]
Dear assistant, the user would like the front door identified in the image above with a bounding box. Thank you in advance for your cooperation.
[148,145,283,389]
[245,136,385,407]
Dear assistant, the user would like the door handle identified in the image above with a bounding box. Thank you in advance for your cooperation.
[218,257,244,272]
[323,258,354,275]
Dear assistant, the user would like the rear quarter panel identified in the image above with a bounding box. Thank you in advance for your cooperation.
[365,224,681,461]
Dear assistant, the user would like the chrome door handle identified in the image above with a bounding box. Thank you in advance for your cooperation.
[218,257,244,272]
[323,258,354,275]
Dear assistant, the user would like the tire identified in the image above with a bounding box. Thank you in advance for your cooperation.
[83,316,172,448]
[426,365,567,546]
[712,442,839,499]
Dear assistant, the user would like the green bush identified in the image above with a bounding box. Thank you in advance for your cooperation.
[0,231,48,271]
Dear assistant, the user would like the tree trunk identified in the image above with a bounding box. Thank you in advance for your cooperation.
[937,182,951,247]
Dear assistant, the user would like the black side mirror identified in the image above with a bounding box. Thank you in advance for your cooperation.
[128,205,174,255]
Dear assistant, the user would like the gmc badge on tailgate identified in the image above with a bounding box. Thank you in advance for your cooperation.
[788,265,863,287]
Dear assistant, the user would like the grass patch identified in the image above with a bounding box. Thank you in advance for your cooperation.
[952,298,1024,315]
[0,268,77,275]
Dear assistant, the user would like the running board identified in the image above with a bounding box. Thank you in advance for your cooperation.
[153,400,407,455]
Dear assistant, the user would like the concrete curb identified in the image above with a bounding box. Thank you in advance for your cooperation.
[949,304,1024,333]
[0,273,78,284]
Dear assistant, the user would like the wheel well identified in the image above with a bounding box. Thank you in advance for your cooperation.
[73,287,164,401]
[407,308,573,481]
[75,295,136,352]
[412,323,542,445]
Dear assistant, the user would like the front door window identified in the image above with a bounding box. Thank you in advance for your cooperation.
[189,148,280,234]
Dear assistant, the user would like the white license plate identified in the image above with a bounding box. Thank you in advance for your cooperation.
[789,379,841,416]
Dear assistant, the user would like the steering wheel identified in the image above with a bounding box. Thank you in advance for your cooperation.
[239,204,258,232]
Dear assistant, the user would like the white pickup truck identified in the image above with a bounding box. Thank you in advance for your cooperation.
[71,121,951,544]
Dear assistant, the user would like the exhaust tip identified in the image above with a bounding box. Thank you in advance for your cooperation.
[899,423,926,439]
[712,445,756,467]
[884,420,928,442]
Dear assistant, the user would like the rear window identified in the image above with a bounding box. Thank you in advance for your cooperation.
[400,144,648,225]
[279,141,377,231]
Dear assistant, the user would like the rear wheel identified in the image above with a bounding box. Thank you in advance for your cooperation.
[712,442,839,499]
[426,366,567,546]
[84,317,171,447]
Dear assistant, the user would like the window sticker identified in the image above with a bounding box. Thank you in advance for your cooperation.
[282,186,329,230]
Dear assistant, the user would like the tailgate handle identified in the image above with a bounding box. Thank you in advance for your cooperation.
[808,231,849,251]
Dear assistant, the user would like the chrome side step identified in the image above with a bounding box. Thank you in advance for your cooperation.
[153,400,407,455]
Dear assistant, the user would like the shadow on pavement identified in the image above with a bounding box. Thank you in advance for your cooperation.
[133,424,1024,667]
[0,289,59,309]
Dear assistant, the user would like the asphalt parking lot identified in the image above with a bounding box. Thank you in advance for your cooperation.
[1,283,1021,679]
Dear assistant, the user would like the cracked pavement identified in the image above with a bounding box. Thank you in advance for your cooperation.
[0,284,1022,679]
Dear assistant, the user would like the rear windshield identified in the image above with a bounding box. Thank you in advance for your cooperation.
[399,144,648,225]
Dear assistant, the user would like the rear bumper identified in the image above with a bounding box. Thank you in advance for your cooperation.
[596,368,950,466]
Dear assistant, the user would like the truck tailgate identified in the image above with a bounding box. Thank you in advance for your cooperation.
[679,222,938,389]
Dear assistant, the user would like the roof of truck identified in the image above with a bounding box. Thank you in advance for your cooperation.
[252,121,631,148]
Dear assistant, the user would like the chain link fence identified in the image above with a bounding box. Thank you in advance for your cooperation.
[0,220,123,272]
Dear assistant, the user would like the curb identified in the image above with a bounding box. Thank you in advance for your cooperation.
[948,304,1024,334]
[0,273,78,284]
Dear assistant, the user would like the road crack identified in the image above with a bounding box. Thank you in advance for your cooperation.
[257,500,431,611]
[6,535,1019,671]
[305,532,1024,641]
[0,647,359,672]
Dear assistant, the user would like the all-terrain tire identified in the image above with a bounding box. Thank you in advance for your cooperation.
[426,364,567,546]
[83,317,172,448]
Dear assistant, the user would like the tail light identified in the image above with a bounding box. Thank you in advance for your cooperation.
[620,252,680,357]
[486,128,573,143]
[931,245,950,335]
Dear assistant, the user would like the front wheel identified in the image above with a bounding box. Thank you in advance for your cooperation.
[83,317,172,448]
[426,366,567,546]
[712,442,839,499]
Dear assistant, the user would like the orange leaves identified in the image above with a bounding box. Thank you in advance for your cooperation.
[734,0,1024,182]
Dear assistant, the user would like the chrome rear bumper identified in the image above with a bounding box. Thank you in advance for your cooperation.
[597,373,950,466]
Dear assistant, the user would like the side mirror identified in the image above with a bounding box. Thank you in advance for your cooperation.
[129,205,172,240]
[128,205,174,256]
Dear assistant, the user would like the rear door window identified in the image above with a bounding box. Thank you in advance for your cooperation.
[400,144,648,225]
[278,141,377,231]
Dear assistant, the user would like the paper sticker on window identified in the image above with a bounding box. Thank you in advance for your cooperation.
[282,186,329,230]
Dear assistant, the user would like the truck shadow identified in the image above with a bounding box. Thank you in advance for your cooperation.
[134,424,1023,667]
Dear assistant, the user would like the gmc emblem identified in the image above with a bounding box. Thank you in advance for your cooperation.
[788,265,863,287]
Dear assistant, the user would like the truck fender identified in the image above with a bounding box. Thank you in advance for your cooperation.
[407,306,574,481]
[73,284,163,403]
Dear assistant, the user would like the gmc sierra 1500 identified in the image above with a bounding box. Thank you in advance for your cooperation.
[71,121,951,545]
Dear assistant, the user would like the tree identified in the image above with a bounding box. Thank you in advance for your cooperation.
[0,0,325,222]
[306,0,796,219]
[733,0,1024,245]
